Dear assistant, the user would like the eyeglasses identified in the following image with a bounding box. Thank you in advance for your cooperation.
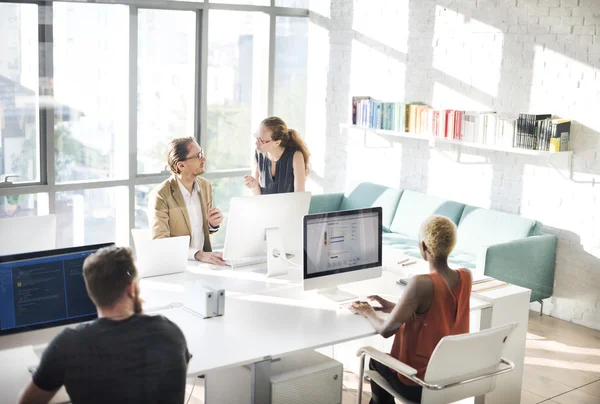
[182,149,205,161]
[253,133,272,145]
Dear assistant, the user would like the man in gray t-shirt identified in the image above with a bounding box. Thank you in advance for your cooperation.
[19,247,191,404]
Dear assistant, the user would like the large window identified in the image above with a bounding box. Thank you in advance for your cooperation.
[0,193,48,219]
[0,1,310,251]
[137,10,196,175]
[53,3,129,183]
[0,3,40,184]
[56,187,128,248]
[274,16,308,139]
[207,10,269,171]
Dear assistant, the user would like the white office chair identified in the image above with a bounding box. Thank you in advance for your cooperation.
[0,214,57,255]
[355,323,517,404]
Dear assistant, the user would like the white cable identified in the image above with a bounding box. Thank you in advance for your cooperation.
[286,259,301,268]
[186,377,197,404]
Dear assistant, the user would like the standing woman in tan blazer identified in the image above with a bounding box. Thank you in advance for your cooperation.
[148,137,227,266]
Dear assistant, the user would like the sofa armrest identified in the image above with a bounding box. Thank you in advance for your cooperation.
[308,193,344,214]
[478,234,557,301]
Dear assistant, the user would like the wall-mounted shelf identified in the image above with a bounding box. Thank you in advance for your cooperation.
[341,124,573,178]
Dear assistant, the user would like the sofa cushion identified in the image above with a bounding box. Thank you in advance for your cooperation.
[455,206,537,256]
[389,190,466,240]
[448,252,477,271]
[340,182,402,232]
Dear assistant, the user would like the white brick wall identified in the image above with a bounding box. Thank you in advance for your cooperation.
[310,0,600,330]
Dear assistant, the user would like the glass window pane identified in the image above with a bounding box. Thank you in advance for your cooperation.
[56,187,129,248]
[207,11,269,171]
[0,193,48,218]
[134,183,159,230]
[274,17,308,140]
[0,3,40,183]
[137,10,196,175]
[275,0,330,16]
[209,176,249,248]
[53,3,129,183]
[209,0,269,6]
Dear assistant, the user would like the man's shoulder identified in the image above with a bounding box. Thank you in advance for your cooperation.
[150,177,175,199]
[72,315,183,339]
[195,176,212,190]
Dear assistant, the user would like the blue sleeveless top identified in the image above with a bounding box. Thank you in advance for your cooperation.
[255,147,295,194]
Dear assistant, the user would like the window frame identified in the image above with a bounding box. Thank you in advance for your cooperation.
[0,0,309,248]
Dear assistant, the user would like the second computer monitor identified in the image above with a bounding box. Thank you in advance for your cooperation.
[0,242,114,339]
[223,191,311,261]
[303,207,383,300]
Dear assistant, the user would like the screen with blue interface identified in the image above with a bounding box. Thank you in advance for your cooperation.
[0,243,113,336]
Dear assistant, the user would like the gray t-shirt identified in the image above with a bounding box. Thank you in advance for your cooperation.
[33,314,191,404]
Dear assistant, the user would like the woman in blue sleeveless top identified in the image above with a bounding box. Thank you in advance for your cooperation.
[243,116,310,195]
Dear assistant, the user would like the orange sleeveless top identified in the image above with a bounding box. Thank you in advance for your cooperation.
[390,269,471,386]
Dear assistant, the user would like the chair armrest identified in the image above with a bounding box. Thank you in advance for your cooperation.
[478,234,557,301]
[308,193,344,214]
[356,346,418,378]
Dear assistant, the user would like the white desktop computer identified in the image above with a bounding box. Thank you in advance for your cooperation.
[222,192,311,277]
[302,207,383,302]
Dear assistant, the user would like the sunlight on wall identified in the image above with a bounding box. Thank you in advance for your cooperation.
[530,45,600,133]
[431,81,492,114]
[521,162,599,258]
[425,145,493,208]
[343,129,404,190]
[351,0,409,54]
[305,22,329,185]
[350,39,406,101]
[432,6,503,101]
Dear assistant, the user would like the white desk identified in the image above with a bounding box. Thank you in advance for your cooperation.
[0,247,530,404]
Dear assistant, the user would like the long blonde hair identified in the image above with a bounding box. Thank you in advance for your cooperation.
[261,116,310,175]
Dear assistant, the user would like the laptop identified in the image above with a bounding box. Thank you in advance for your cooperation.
[134,235,190,278]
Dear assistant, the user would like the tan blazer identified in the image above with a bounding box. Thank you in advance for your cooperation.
[148,175,217,252]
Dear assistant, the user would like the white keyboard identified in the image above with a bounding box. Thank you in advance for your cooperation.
[225,256,268,268]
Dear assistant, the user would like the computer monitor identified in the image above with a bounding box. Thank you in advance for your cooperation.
[0,214,57,256]
[0,242,114,337]
[302,207,383,301]
[223,192,311,277]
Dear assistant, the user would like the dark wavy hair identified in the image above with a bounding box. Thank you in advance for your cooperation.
[261,116,310,175]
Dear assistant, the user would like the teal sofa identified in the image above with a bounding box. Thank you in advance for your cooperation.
[309,182,557,303]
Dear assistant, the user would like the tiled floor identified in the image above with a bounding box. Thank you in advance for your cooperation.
[185,310,600,403]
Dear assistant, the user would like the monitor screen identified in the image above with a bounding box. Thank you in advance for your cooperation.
[0,243,114,336]
[303,207,382,279]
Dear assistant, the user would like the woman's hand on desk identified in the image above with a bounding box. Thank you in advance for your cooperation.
[367,295,395,313]
[194,251,228,266]
[349,301,375,318]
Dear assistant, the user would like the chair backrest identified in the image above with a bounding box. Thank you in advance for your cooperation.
[0,214,57,256]
[422,323,517,403]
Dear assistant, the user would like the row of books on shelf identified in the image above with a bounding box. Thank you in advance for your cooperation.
[351,96,572,152]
